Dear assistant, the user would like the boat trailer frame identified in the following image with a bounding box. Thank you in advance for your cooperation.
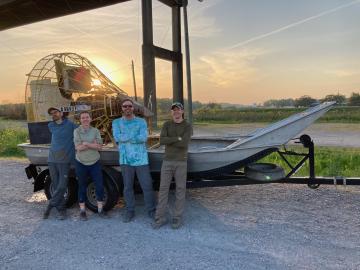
[186,134,360,189]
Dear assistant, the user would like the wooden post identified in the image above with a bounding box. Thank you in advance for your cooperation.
[172,4,183,104]
[131,60,138,101]
[141,0,157,127]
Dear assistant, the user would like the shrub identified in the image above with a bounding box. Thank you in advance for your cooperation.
[0,129,28,157]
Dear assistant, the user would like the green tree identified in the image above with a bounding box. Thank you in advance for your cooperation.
[348,92,360,106]
[294,95,318,107]
[321,94,346,104]
[205,102,222,109]
[263,99,294,107]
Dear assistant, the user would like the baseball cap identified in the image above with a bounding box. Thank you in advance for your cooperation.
[47,107,61,114]
[171,102,184,110]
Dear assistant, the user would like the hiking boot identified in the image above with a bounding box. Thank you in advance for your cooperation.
[98,210,109,219]
[122,211,135,223]
[80,211,87,221]
[171,218,182,229]
[58,210,67,220]
[148,210,156,219]
[152,218,167,229]
[43,204,52,219]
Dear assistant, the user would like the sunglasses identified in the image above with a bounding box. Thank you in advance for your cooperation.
[122,104,133,108]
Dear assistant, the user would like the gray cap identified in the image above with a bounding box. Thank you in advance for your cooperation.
[47,107,61,114]
[171,102,184,110]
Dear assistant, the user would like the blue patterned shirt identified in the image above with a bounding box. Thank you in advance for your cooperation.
[112,116,149,166]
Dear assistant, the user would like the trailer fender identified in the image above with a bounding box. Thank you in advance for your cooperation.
[33,169,49,192]
[102,166,123,193]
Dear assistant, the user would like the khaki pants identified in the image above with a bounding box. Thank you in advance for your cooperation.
[155,160,187,220]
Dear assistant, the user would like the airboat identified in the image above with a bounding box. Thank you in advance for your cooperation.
[19,52,342,211]
[20,101,335,177]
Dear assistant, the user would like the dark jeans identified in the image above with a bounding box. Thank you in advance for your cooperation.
[75,160,104,203]
[48,162,70,211]
[121,165,155,213]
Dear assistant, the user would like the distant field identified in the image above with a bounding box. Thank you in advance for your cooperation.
[0,117,27,131]
[192,106,360,124]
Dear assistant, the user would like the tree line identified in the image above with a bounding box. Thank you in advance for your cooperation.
[263,92,360,108]
[1,92,359,121]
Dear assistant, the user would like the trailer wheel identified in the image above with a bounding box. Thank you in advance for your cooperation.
[245,163,285,181]
[85,172,120,212]
[44,175,78,208]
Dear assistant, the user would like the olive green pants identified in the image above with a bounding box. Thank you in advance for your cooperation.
[155,160,187,220]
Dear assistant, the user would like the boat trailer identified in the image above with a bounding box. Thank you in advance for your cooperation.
[186,134,360,189]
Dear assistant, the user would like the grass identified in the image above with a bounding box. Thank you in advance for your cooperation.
[0,118,28,157]
[193,106,360,124]
[260,146,360,177]
[0,128,28,157]
[0,117,27,130]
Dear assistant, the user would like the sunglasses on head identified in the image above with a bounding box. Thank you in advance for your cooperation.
[122,104,133,108]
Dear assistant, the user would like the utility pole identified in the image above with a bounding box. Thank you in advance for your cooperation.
[183,0,193,123]
[131,60,137,101]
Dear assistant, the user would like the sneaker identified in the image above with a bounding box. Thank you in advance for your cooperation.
[122,211,135,223]
[58,210,67,220]
[80,211,87,221]
[98,211,109,219]
[43,204,52,219]
[148,210,156,219]
[152,218,167,229]
[171,218,182,229]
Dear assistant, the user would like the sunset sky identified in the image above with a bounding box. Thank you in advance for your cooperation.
[0,0,360,104]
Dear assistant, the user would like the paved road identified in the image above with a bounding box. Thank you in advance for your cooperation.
[1,159,360,270]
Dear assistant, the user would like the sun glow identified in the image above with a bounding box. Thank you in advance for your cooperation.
[91,57,125,87]
[92,79,102,86]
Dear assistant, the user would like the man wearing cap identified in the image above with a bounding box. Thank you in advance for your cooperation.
[153,102,192,229]
[112,99,156,223]
[43,107,77,220]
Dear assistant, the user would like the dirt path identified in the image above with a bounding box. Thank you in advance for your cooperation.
[1,159,360,270]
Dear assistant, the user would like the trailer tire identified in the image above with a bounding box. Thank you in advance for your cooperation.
[85,172,120,212]
[44,175,78,208]
[245,163,285,181]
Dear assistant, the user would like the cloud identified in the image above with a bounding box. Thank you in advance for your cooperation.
[193,47,268,86]
[227,0,360,50]
[188,0,223,38]
[325,69,359,78]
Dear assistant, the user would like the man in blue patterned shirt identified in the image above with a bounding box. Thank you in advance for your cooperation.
[112,99,156,222]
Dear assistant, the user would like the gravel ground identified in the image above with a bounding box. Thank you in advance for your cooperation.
[1,159,360,270]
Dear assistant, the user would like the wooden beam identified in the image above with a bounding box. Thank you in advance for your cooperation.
[153,46,180,62]
[157,0,181,7]
[172,4,183,104]
[141,0,157,126]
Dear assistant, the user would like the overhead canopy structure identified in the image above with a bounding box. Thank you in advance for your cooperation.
[0,0,182,32]
[0,0,131,31]
[0,0,186,127]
